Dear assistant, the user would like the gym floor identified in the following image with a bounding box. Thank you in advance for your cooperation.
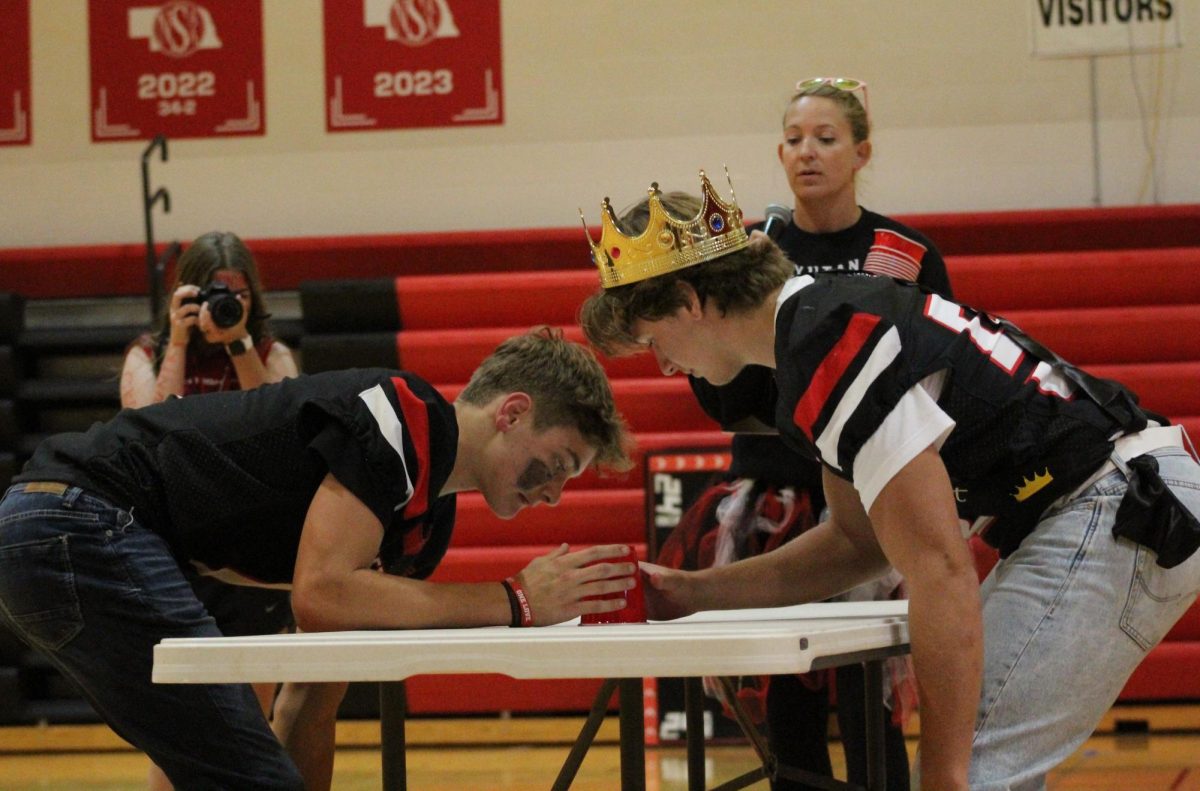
[1,712,1198,790]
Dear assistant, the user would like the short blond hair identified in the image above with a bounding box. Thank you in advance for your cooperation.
[460,326,633,472]
[785,83,870,143]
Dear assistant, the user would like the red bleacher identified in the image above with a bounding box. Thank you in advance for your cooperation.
[3,203,1199,298]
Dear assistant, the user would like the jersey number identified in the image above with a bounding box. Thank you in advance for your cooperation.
[923,294,1074,398]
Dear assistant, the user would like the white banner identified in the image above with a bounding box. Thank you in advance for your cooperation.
[1031,0,1182,57]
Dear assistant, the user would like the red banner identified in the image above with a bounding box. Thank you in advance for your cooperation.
[0,0,31,146]
[323,0,503,132]
[88,0,265,142]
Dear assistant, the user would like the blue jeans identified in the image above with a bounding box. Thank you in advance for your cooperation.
[0,484,303,790]
[967,447,1200,790]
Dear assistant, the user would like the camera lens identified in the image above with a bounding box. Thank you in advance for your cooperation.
[208,293,244,329]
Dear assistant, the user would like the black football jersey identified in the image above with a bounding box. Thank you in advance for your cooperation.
[773,274,1138,553]
[690,209,953,490]
[16,369,459,584]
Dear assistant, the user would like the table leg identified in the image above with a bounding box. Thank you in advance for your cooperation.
[553,678,619,791]
[714,677,771,763]
[863,661,886,791]
[684,677,706,791]
[380,681,407,791]
[618,678,647,791]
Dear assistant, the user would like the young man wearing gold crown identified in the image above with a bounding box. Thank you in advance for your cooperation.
[579,171,1200,791]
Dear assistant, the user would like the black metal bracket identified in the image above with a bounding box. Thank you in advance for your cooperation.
[141,135,174,324]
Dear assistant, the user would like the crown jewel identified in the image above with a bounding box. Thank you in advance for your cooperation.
[582,169,750,289]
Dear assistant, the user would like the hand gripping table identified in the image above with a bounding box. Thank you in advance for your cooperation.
[154,601,909,790]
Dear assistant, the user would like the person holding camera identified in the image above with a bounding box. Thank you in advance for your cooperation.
[119,231,338,790]
[120,230,297,407]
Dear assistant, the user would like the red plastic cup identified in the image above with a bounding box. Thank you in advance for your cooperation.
[580,546,646,625]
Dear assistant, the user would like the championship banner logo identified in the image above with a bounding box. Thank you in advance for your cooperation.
[323,0,503,131]
[129,2,223,57]
[88,0,265,141]
[370,0,460,45]
[0,0,31,146]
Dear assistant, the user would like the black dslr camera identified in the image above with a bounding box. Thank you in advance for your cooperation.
[183,282,244,329]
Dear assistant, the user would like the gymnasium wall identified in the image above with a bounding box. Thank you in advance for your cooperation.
[0,0,1197,249]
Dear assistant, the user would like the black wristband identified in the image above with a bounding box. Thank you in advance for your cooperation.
[500,579,522,628]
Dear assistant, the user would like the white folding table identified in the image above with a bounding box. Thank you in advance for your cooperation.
[154,601,910,790]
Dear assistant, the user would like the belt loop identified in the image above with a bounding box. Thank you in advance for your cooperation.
[1108,448,1128,480]
[61,486,83,509]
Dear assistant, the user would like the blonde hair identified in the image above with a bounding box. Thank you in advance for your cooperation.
[460,326,633,472]
[784,83,870,143]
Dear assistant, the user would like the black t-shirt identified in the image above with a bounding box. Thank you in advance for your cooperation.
[16,369,459,585]
[772,208,951,294]
[691,209,953,490]
[773,274,1132,553]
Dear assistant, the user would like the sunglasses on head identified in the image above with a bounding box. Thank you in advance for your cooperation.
[794,77,869,118]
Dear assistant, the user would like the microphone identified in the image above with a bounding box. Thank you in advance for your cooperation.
[760,204,792,240]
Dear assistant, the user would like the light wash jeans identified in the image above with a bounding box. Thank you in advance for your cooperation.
[965,446,1200,790]
[0,483,304,791]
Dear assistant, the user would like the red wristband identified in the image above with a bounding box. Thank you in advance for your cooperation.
[505,576,533,627]
[499,579,521,627]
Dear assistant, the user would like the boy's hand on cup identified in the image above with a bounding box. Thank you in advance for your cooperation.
[581,545,646,625]
[514,543,638,626]
[638,561,698,621]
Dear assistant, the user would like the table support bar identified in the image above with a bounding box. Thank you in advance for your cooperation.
[380,681,408,791]
[864,660,886,791]
[552,679,620,791]
[684,677,706,791]
[619,679,647,790]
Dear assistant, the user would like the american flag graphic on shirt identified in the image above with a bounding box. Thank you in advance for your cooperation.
[863,229,927,282]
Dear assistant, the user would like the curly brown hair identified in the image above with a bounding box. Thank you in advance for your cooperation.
[459,326,633,472]
[579,191,792,356]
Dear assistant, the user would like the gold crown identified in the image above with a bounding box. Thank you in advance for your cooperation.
[1012,468,1054,502]
[581,169,750,289]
